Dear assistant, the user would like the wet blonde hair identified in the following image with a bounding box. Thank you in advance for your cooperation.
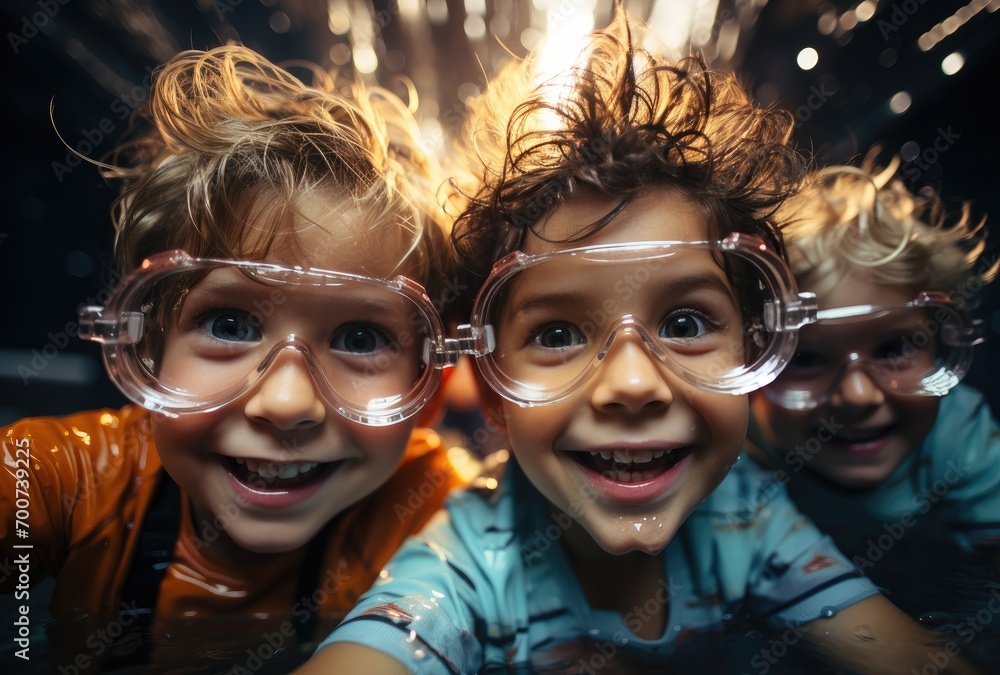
[450,6,804,282]
[104,45,448,299]
[779,154,996,304]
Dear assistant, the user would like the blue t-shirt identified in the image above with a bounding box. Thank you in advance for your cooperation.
[317,455,879,674]
[750,383,1000,558]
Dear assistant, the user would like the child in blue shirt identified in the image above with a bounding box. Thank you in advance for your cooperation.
[299,10,985,675]
[747,156,1000,570]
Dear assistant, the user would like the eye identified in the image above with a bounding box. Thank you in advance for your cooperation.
[532,322,585,349]
[872,336,913,362]
[198,311,261,342]
[659,312,709,339]
[332,323,391,354]
[789,349,827,370]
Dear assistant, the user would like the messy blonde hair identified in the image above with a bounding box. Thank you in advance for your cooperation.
[104,45,448,299]
[450,6,804,281]
[779,154,996,303]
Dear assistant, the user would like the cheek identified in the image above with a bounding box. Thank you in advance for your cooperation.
[894,397,940,442]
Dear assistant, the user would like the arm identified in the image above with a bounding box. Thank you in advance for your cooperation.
[295,642,412,675]
[799,594,985,675]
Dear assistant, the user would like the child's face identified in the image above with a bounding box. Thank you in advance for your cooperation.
[151,195,428,555]
[751,271,940,489]
[491,190,749,556]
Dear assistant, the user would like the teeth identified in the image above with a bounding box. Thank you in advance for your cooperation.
[590,449,662,464]
[234,458,319,480]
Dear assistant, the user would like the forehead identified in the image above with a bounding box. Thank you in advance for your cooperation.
[805,269,915,311]
[248,190,420,280]
[524,188,709,254]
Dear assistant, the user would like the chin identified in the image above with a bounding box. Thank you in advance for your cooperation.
[229,524,314,555]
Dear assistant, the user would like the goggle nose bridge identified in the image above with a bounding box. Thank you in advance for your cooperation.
[593,315,670,364]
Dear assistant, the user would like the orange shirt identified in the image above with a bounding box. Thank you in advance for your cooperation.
[1,406,470,672]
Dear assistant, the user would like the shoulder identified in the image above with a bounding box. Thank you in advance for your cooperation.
[3,405,159,483]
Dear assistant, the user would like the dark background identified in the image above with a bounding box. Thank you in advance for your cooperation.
[1,0,998,425]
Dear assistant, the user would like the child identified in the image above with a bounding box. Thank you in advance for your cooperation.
[0,45,472,673]
[300,10,983,675]
[747,157,1000,570]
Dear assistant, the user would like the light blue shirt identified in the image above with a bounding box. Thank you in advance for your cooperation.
[317,455,879,674]
[751,383,1000,558]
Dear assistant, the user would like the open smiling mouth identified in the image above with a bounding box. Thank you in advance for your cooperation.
[573,448,693,483]
[224,457,342,491]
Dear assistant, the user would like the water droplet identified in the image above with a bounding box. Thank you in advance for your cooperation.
[642,517,648,521]
[589,628,600,636]
[405,630,418,643]
[745,630,765,640]
[852,624,876,642]
[618,636,628,645]
[820,606,837,618]
[633,522,642,532]
[413,649,426,660]
[722,613,734,621]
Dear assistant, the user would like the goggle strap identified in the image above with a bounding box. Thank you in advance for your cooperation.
[78,306,145,344]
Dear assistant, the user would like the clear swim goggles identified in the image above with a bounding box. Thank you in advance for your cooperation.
[453,233,820,406]
[763,291,985,410]
[78,250,457,425]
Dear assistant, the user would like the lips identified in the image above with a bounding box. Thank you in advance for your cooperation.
[574,447,692,483]
[222,456,344,508]
[568,445,695,504]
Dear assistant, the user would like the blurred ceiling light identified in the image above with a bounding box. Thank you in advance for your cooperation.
[397,0,420,22]
[269,10,291,33]
[353,44,378,74]
[941,51,965,75]
[889,91,912,114]
[855,1,876,22]
[796,47,819,70]
[465,0,487,15]
[919,0,991,51]
[648,0,699,56]
[426,0,449,25]
[838,9,858,30]
[464,14,487,40]
[328,3,350,35]
[817,10,837,35]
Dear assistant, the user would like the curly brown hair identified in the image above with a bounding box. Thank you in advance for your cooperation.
[102,44,449,303]
[450,7,804,285]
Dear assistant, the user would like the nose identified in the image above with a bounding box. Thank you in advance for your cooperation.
[244,349,327,430]
[589,332,675,415]
[829,357,885,409]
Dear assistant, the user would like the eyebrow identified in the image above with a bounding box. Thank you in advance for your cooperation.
[186,274,413,316]
[508,273,737,314]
